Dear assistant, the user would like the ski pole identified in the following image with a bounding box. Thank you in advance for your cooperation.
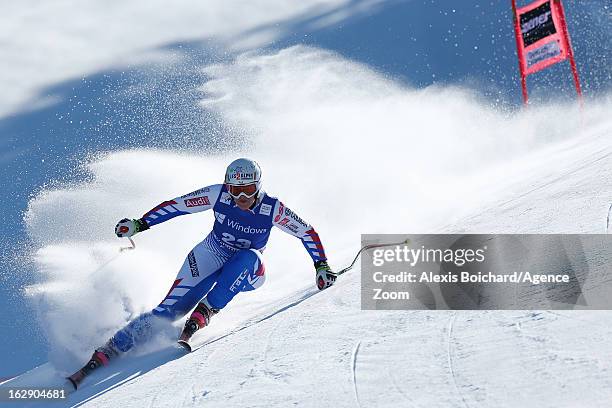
[607,203,612,234]
[84,238,136,277]
[336,238,411,276]
[119,237,136,252]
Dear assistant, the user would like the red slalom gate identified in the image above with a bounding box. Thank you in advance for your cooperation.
[511,0,582,105]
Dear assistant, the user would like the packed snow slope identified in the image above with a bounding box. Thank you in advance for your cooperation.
[5,47,612,407]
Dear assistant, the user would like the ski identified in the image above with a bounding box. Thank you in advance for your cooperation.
[66,371,84,390]
[177,340,192,352]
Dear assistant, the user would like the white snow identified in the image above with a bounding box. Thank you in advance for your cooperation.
[7,46,612,407]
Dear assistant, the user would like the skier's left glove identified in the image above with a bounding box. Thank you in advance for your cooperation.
[315,260,337,290]
[115,218,149,238]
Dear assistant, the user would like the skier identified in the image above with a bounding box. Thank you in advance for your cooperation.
[67,158,337,389]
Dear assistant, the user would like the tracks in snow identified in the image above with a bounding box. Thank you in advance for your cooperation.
[446,313,471,408]
[351,340,362,408]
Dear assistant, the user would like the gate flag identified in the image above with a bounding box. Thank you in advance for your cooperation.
[511,0,582,104]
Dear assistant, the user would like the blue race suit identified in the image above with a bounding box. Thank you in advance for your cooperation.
[110,184,327,352]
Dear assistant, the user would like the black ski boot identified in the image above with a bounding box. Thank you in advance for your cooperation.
[178,300,218,352]
[67,341,118,390]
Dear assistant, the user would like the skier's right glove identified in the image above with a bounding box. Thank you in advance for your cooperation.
[115,218,149,238]
[315,260,337,290]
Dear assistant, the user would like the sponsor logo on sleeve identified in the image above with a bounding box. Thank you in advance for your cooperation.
[274,202,285,223]
[284,208,308,227]
[276,218,299,233]
[285,222,300,234]
[181,187,210,199]
[276,217,296,232]
[259,203,272,216]
[184,196,210,207]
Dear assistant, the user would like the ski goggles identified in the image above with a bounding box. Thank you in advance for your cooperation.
[227,183,259,199]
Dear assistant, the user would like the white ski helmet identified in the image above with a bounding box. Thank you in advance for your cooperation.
[224,158,262,198]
